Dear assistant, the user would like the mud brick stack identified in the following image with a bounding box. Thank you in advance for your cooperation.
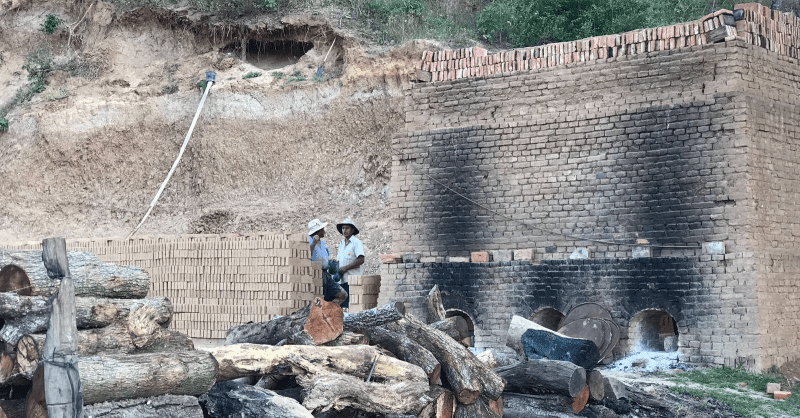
[2,233,321,339]
[347,275,381,312]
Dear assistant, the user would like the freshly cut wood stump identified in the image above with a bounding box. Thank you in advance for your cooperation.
[226,298,343,346]
[210,343,428,383]
[587,369,604,401]
[0,249,150,298]
[496,359,586,398]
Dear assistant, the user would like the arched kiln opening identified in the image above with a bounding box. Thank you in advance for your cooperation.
[445,309,474,347]
[629,309,679,352]
[529,307,564,331]
[222,39,315,70]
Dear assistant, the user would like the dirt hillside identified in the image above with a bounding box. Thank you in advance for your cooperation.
[0,0,439,274]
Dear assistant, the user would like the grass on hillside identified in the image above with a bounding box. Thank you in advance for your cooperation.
[669,366,800,418]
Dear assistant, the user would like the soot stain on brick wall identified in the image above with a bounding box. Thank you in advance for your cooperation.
[623,103,718,244]
[427,127,488,255]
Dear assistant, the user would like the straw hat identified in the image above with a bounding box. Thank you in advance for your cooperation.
[308,219,328,236]
[336,217,360,235]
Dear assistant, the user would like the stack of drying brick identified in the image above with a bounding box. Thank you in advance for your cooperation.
[347,275,381,312]
[417,8,751,83]
[735,2,800,58]
[2,233,321,339]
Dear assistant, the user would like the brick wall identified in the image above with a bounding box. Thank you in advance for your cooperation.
[386,7,800,369]
[2,234,322,339]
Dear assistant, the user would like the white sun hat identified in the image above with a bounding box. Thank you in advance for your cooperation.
[308,219,328,236]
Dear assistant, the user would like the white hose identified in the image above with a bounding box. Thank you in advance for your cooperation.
[126,81,214,239]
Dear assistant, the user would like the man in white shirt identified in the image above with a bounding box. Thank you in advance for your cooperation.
[336,217,365,310]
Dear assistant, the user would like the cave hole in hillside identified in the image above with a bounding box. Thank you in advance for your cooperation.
[445,309,474,347]
[222,39,314,70]
[529,307,565,331]
[629,309,679,352]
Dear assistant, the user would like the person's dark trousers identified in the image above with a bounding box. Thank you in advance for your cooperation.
[322,270,345,302]
[340,282,350,309]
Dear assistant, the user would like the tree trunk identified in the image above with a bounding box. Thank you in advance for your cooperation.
[587,369,604,401]
[343,302,406,332]
[82,395,204,418]
[16,326,193,380]
[0,296,173,345]
[429,319,462,341]
[496,359,586,398]
[367,326,441,384]
[322,331,369,346]
[383,318,504,405]
[41,237,83,418]
[225,298,343,346]
[417,386,456,418]
[27,351,218,409]
[299,372,430,416]
[0,249,150,298]
[200,381,313,418]
[453,396,502,418]
[506,315,536,358]
[0,352,28,386]
[427,285,446,324]
[520,325,600,369]
[210,343,428,384]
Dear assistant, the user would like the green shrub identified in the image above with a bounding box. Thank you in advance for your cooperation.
[367,0,424,17]
[196,80,209,93]
[288,69,305,82]
[242,72,262,79]
[23,47,54,83]
[272,71,285,79]
[0,116,8,131]
[41,14,64,34]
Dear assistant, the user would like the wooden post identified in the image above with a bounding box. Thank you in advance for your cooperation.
[41,237,83,418]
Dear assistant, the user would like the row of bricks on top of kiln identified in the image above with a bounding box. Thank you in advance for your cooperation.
[416,9,739,74]
[766,383,792,400]
[381,242,727,264]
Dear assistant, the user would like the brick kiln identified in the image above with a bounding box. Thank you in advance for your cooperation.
[379,3,800,371]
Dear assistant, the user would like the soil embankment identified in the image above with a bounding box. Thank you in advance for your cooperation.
[0,0,435,273]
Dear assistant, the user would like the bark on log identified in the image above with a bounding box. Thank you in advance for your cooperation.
[27,351,218,409]
[506,315,537,358]
[0,296,173,345]
[520,325,600,369]
[225,298,343,346]
[321,331,369,346]
[17,326,193,380]
[200,381,313,418]
[384,317,504,405]
[82,395,204,418]
[41,236,83,418]
[427,285,446,324]
[343,302,406,332]
[210,343,428,384]
[430,319,462,341]
[0,352,27,386]
[602,377,678,409]
[0,249,150,298]
[587,369,604,401]
[417,386,455,418]
[367,326,442,384]
[453,396,502,418]
[299,373,431,416]
[496,359,586,398]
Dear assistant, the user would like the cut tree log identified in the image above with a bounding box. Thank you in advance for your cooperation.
[16,326,193,380]
[383,317,504,405]
[26,350,218,410]
[0,295,173,345]
[506,315,537,358]
[427,285,447,324]
[211,343,428,384]
[430,319,463,341]
[558,302,613,330]
[226,298,343,345]
[0,352,27,386]
[82,395,204,418]
[417,386,455,418]
[453,395,502,418]
[602,376,678,410]
[366,326,442,384]
[343,302,406,332]
[200,381,313,418]
[496,359,586,398]
[0,248,150,298]
[322,331,369,346]
[520,326,600,369]
[587,370,604,401]
[299,372,431,416]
